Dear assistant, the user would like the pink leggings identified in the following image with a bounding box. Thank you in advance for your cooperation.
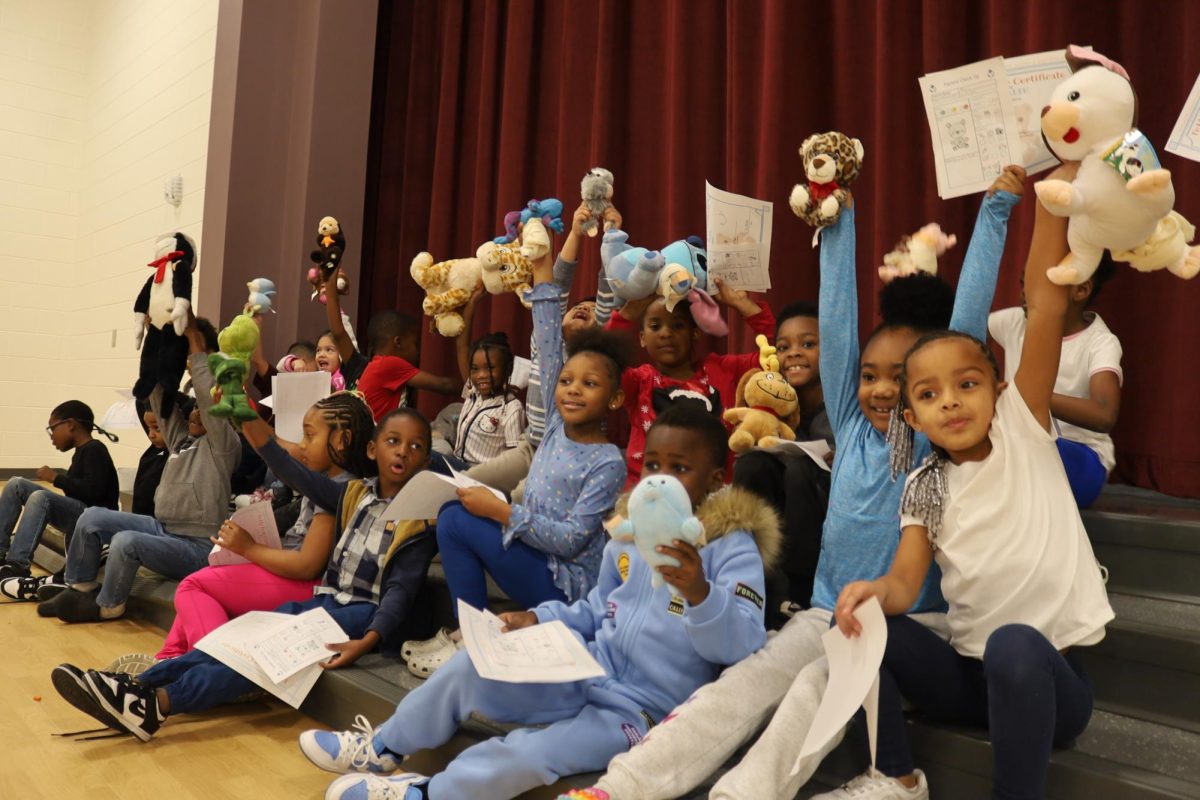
[156,563,319,659]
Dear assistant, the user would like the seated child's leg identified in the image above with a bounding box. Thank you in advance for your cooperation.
[158,564,319,659]
[64,509,160,586]
[594,609,831,800]
[0,477,44,550]
[1055,439,1107,508]
[465,439,535,496]
[874,615,988,779]
[6,491,86,569]
[710,656,834,800]
[99,531,211,610]
[427,699,648,800]
[374,649,589,763]
[982,624,1093,799]
[437,502,566,612]
[141,648,262,715]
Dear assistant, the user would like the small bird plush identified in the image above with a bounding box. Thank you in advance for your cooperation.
[611,474,705,590]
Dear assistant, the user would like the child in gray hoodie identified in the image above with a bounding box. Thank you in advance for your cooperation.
[39,318,241,623]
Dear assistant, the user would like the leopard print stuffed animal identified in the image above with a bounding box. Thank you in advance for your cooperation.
[789,132,864,228]
[476,237,534,308]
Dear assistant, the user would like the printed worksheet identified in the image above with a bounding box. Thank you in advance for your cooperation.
[705,182,773,292]
[1004,50,1074,173]
[249,606,349,683]
[195,611,325,708]
[459,600,606,683]
[272,371,331,441]
[1167,71,1200,163]
[919,57,1024,198]
[208,499,281,567]
[382,468,504,522]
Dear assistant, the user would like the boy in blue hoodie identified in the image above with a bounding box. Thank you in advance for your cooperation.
[299,402,781,800]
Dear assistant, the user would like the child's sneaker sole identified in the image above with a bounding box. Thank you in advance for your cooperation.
[50,664,126,734]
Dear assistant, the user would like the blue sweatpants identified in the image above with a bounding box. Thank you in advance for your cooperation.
[1056,439,1107,509]
[138,595,376,715]
[374,649,652,799]
[873,616,1093,800]
[436,501,566,614]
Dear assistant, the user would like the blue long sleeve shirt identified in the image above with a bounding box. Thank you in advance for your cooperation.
[810,191,1019,613]
[502,282,626,601]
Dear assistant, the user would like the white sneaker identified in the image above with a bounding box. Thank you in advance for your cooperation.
[299,714,401,775]
[324,772,427,800]
[811,768,928,799]
[404,637,461,679]
[400,627,452,660]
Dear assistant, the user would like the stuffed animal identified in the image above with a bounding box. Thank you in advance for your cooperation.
[133,232,197,419]
[245,277,277,315]
[723,335,799,453]
[493,198,566,245]
[1035,45,1200,284]
[601,229,725,334]
[878,224,958,283]
[307,216,351,303]
[477,239,534,308]
[788,132,864,229]
[410,251,483,337]
[580,167,615,238]
[207,314,261,422]
[610,474,705,590]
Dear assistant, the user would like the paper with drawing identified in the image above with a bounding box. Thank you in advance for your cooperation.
[705,182,773,292]
[459,600,607,683]
[1167,71,1200,163]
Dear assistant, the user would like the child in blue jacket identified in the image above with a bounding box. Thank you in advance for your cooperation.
[299,402,781,800]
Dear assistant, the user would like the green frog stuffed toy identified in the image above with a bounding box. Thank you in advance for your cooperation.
[207,313,260,422]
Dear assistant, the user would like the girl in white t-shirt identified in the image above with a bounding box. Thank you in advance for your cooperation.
[830,164,1114,800]
[451,315,526,468]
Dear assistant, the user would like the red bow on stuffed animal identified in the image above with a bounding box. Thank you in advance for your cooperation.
[807,181,840,202]
[147,250,185,283]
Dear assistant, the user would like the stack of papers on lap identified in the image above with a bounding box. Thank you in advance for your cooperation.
[195,607,348,708]
[382,468,505,522]
[459,600,606,684]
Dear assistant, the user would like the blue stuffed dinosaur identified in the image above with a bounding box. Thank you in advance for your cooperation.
[611,474,705,590]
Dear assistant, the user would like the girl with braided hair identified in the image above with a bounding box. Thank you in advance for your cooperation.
[834,162,1114,800]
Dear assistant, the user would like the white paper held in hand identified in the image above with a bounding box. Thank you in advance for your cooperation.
[248,606,350,683]
[760,439,833,472]
[208,499,282,567]
[705,182,773,291]
[272,371,331,441]
[458,600,606,683]
[919,57,1024,199]
[382,469,506,522]
[792,595,888,775]
[195,611,326,708]
[1167,71,1200,163]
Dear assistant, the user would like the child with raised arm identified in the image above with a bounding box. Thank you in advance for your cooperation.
[566,166,1025,800]
[51,406,440,742]
[607,266,777,489]
[403,230,627,676]
[0,401,119,600]
[988,255,1122,507]
[827,162,1112,800]
[298,403,777,800]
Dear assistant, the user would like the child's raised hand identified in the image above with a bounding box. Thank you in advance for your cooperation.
[210,520,254,555]
[571,203,595,237]
[498,611,538,632]
[601,204,623,232]
[834,580,882,638]
[657,540,710,606]
[35,466,56,483]
[988,165,1027,197]
[711,277,760,317]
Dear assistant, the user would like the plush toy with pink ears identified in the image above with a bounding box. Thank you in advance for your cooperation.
[1034,45,1200,285]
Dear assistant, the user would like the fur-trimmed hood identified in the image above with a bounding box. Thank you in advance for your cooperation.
[612,484,782,572]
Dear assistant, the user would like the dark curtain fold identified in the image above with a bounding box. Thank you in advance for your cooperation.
[361,0,1200,498]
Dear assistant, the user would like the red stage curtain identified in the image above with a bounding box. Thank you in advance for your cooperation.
[361,0,1200,498]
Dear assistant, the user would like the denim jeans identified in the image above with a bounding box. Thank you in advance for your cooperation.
[65,507,211,609]
[0,477,86,568]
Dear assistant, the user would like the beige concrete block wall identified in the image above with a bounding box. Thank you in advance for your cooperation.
[0,0,218,471]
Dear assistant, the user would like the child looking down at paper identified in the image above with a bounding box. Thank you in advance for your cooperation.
[50,404,439,742]
[298,402,778,800]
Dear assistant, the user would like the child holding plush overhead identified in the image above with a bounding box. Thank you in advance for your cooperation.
[606,259,777,489]
[298,402,777,800]
[0,400,120,600]
[988,255,1122,508]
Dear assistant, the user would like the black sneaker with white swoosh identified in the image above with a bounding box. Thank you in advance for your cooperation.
[83,669,164,742]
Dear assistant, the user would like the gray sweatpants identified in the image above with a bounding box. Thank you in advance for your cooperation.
[595,608,951,800]
[466,436,534,504]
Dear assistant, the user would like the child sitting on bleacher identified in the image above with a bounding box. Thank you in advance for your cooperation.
[50,405,439,741]
[131,398,169,517]
[298,402,777,800]
[0,400,120,601]
[402,241,627,677]
[824,163,1113,800]
[448,319,525,468]
[37,318,240,623]
[150,392,371,660]
[988,256,1122,508]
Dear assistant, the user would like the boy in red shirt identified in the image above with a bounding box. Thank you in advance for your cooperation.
[355,311,461,422]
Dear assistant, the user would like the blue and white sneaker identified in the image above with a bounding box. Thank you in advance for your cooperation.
[325,773,427,800]
[299,714,402,774]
